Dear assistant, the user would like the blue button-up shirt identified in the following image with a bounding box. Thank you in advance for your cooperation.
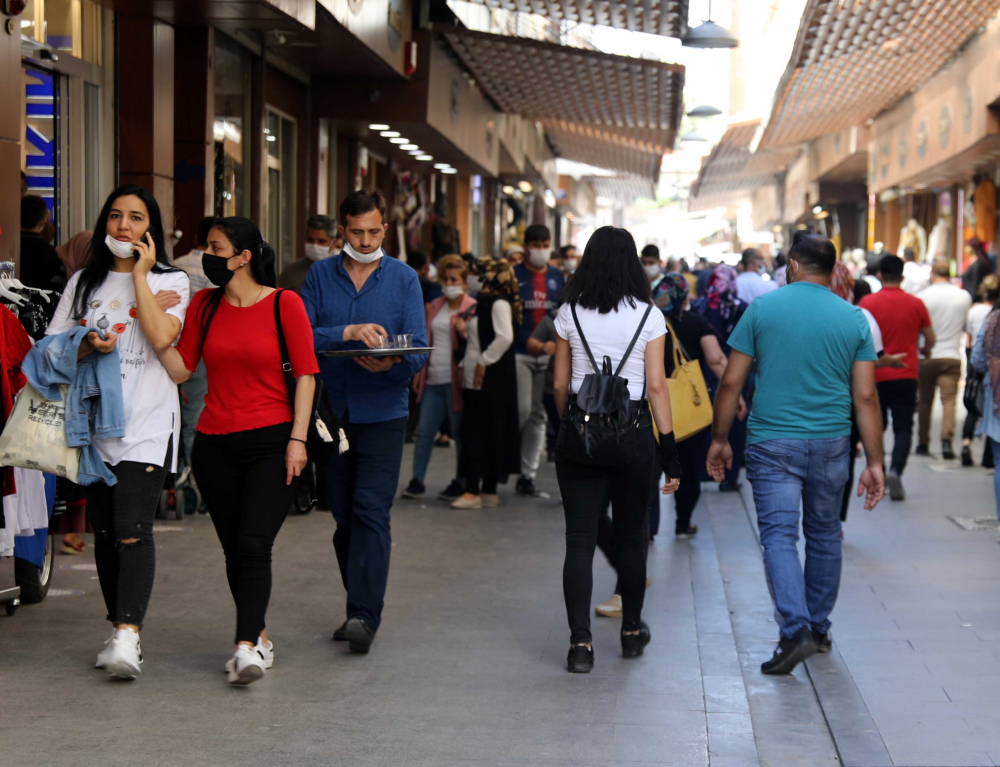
[302,252,428,424]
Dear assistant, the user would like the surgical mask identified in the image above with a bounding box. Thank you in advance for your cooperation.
[644,264,662,279]
[330,247,343,257]
[202,253,242,287]
[343,241,383,265]
[467,275,483,293]
[304,242,333,262]
[428,263,438,281]
[105,234,137,260]
[442,285,464,300]
[563,258,579,272]
[527,247,551,268]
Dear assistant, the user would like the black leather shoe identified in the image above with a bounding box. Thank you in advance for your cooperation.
[718,481,742,492]
[812,630,832,653]
[675,525,699,539]
[941,440,956,460]
[567,644,594,674]
[515,476,538,496]
[344,618,375,654]
[962,445,974,466]
[761,626,817,675]
[914,444,930,456]
[621,622,651,658]
[332,621,348,642]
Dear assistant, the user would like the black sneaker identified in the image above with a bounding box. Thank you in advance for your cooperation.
[675,525,699,539]
[621,622,652,658]
[962,445,974,467]
[886,470,905,501]
[332,621,348,642]
[914,444,930,456]
[812,630,832,653]
[438,480,465,502]
[401,479,425,499]
[515,476,538,496]
[344,618,375,654]
[941,440,956,460]
[985,453,996,469]
[718,481,742,492]
[761,626,817,675]
[567,644,594,674]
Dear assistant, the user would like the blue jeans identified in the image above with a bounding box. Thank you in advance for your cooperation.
[411,383,463,483]
[992,438,1000,521]
[323,415,407,632]
[179,361,208,473]
[746,437,850,639]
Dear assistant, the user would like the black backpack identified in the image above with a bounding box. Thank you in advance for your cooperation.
[555,302,652,466]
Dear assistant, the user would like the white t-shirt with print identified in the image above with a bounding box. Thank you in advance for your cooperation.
[47,268,191,470]
[554,300,667,395]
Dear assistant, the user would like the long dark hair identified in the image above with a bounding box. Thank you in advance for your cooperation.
[197,216,277,330]
[73,185,177,318]
[562,226,651,313]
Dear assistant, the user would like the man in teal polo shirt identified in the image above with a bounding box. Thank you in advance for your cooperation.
[707,233,885,675]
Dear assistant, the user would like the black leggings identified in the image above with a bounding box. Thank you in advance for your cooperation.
[86,443,172,629]
[556,415,655,645]
[192,422,296,644]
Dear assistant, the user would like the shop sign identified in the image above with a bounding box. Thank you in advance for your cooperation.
[916,120,928,159]
[879,141,890,179]
[939,104,952,149]
[387,0,403,52]
[24,67,55,215]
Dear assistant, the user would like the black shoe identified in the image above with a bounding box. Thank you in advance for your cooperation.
[401,479,425,499]
[985,454,996,469]
[962,445,974,467]
[886,470,905,501]
[438,480,465,502]
[941,440,956,460]
[718,481,742,492]
[344,618,375,654]
[675,525,699,539]
[914,444,930,456]
[567,644,594,674]
[515,476,538,496]
[434,436,450,448]
[332,621,348,642]
[812,630,832,653]
[621,621,651,658]
[761,626,817,675]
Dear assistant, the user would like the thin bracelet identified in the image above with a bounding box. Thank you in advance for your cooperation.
[289,437,307,445]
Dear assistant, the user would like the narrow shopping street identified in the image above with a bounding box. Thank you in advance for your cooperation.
[1,407,997,767]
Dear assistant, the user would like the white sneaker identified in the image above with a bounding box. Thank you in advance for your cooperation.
[255,637,274,669]
[595,594,623,618]
[95,627,116,669]
[227,644,266,685]
[104,628,143,679]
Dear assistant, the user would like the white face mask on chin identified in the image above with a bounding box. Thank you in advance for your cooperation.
[304,242,333,262]
[343,241,383,264]
[528,247,551,268]
[105,234,137,260]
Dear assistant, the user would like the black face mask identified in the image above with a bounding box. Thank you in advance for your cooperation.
[202,253,242,287]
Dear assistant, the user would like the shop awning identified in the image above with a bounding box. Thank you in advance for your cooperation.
[587,174,657,207]
[440,27,684,179]
[758,0,1000,150]
[458,0,689,37]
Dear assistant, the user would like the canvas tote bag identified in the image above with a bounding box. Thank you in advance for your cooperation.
[0,382,80,481]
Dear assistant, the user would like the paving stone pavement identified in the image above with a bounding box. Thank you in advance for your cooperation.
[0,401,995,767]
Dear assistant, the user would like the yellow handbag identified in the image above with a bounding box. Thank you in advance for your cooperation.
[661,318,713,442]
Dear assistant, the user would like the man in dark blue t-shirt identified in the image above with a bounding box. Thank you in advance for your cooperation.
[512,224,565,496]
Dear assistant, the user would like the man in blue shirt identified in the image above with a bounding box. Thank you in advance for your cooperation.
[302,189,428,654]
[513,224,565,496]
[707,233,885,676]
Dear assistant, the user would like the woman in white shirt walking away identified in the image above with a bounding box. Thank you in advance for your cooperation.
[553,226,682,674]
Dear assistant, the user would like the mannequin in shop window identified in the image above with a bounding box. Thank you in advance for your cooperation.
[899,218,928,263]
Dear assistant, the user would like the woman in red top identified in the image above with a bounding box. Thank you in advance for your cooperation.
[159,216,319,686]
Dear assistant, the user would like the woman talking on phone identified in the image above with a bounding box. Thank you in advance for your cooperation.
[45,185,190,680]
[157,217,318,686]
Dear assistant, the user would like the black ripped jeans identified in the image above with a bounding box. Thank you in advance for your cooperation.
[86,443,172,629]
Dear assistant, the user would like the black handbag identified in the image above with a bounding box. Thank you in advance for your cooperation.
[964,368,986,418]
[273,290,345,466]
[555,302,652,466]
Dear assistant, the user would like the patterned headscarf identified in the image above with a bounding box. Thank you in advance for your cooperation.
[829,262,855,303]
[984,311,1000,417]
[473,256,523,326]
[703,265,739,317]
[653,273,689,319]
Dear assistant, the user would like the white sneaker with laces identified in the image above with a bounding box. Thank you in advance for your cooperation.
[227,644,266,685]
[105,628,143,679]
[95,627,116,669]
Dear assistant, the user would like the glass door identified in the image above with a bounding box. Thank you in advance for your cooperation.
[263,108,297,275]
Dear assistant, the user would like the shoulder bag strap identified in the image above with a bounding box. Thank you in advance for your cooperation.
[662,317,690,372]
[613,303,653,377]
[272,289,298,407]
[570,303,602,375]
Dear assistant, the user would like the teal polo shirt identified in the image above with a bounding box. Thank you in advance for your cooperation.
[726,281,877,445]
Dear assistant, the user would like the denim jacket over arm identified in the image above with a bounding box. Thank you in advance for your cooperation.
[21,327,125,486]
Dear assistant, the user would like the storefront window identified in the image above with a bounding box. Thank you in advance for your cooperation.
[22,66,59,233]
[264,109,297,273]
[21,0,102,65]
[214,34,251,219]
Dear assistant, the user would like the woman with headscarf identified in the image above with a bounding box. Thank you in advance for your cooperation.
[691,265,750,491]
[55,230,94,278]
[971,303,1000,527]
[451,257,522,509]
[654,274,745,536]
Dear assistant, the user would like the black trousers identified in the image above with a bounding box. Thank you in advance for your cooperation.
[192,423,296,643]
[674,429,708,532]
[877,379,917,475]
[842,409,861,522]
[86,443,172,629]
[556,414,655,645]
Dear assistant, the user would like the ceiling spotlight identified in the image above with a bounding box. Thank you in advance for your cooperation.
[380,131,401,138]
[409,150,423,155]
[687,104,723,118]
[812,205,823,215]
[502,185,516,195]
[416,154,433,161]
[266,135,276,142]
[433,163,451,169]
[518,181,533,193]
[400,144,419,151]
[389,138,408,144]
[441,168,458,174]
[368,124,390,131]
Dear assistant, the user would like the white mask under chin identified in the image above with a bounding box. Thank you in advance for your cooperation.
[528,248,551,268]
[105,234,137,260]
[304,243,333,262]
[343,242,383,264]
